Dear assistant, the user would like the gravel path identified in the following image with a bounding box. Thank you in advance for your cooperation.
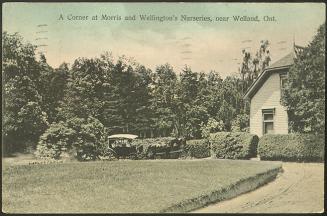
[192,162,324,213]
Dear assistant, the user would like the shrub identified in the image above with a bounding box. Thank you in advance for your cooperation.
[35,122,76,159]
[231,113,250,132]
[35,117,106,161]
[67,117,106,161]
[183,139,210,158]
[258,134,325,162]
[208,132,258,159]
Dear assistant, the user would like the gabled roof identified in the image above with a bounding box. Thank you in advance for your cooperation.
[243,44,303,100]
[243,53,292,99]
[266,52,295,69]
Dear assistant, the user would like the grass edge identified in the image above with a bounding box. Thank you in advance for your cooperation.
[160,164,283,213]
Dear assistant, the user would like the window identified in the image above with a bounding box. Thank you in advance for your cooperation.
[280,74,287,98]
[262,109,275,134]
[280,75,287,88]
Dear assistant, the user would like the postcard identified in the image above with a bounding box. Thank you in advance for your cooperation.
[2,2,325,213]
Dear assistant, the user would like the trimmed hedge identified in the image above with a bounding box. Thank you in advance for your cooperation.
[183,139,210,158]
[209,132,259,159]
[258,134,325,162]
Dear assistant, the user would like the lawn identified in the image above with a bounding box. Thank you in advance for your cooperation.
[2,159,281,213]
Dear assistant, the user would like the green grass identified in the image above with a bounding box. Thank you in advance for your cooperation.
[2,159,281,213]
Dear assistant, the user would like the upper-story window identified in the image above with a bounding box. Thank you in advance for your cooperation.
[280,74,287,98]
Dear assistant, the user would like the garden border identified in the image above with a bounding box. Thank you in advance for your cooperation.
[160,164,282,213]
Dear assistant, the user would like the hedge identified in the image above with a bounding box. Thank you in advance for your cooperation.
[208,132,259,159]
[258,134,325,162]
[183,139,210,158]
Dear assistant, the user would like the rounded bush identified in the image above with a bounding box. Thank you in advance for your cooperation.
[35,117,106,161]
[35,122,75,159]
[208,132,259,159]
[258,134,325,162]
[67,117,106,161]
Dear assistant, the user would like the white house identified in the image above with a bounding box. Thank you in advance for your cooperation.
[244,45,303,137]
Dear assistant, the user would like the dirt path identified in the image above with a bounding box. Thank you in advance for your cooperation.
[2,153,37,166]
[192,162,324,213]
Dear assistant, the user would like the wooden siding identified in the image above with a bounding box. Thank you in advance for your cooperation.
[250,72,288,137]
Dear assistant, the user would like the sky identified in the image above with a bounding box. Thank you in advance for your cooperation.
[3,3,325,78]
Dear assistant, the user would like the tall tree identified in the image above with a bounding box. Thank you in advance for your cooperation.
[150,64,177,137]
[281,23,325,134]
[36,54,70,123]
[240,40,271,94]
[133,65,153,137]
[178,67,210,138]
[2,32,48,153]
[49,63,70,122]
[203,71,224,119]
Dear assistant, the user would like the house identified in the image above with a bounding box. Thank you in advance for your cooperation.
[243,45,303,137]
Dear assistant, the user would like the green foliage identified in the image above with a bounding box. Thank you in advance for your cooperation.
[209,132,258,159]
[185,104,209,139]
[200,118,224,139]
[218,76,244,131]
[3,32,255,154]
[231,113,250,132]
[35,117,106,161]
[258,134,325,162]
[240,40,271,93]
[67,117,106,161]
[36,122,75,159]
[40,62,69,123]
[150,64,178,137]
[281,23,325,134]
[3,32,49,154]
[183,139,210,158]
[58,54,154,136]
[58,57,109,120]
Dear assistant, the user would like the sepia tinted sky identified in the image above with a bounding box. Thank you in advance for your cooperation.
[3,3,325,77]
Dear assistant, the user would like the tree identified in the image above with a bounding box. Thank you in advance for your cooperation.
[59,53,153,136]
[133,65,153,137]
[176,66,211,139]
[104,56,152,134]
[2,32,48,154]
[58,57,108,121]
[46,63,70,123]
[281,23,325,134]
[185,104,209,138]
[231,113,250,132]
[36,54,70,124]
[101,54,125,133]
[179,66,199,104]
[150,64,177,137]
[202,71,223,118]
[200,117,224,139]
[240,40,271,94]
[253,40,271,78]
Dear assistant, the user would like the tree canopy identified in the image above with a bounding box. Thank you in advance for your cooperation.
[281,23,325,134]
[3,24,324,156]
